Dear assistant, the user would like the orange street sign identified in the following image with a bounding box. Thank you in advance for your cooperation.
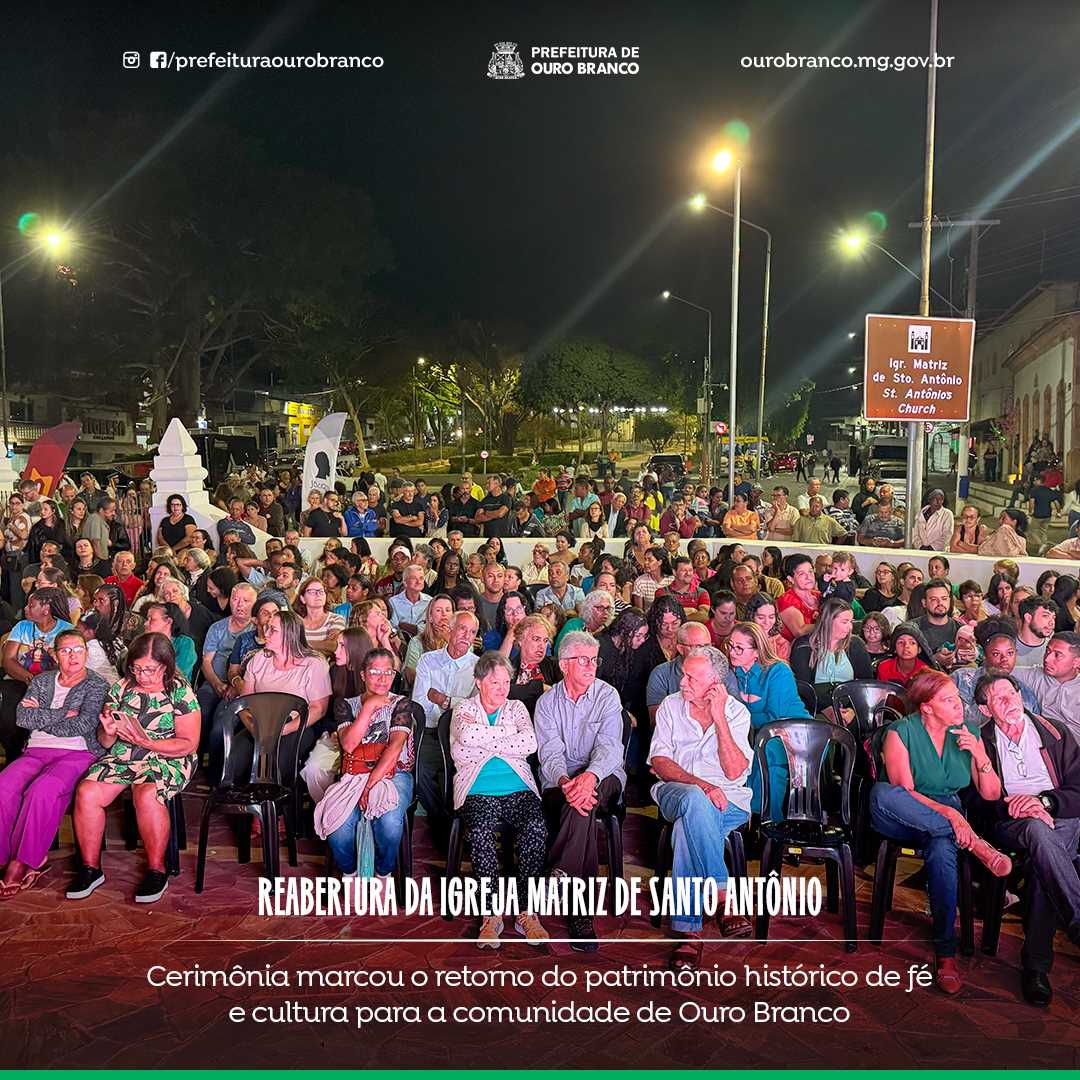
[863,314,975,422]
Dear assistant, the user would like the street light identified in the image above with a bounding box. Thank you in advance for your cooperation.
[837,229,960,313]
[0,222,75,455]
[689,188,772,479]
[661,289,712,481]
[714,146,742,507]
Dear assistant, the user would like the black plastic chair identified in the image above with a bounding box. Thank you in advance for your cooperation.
[795,680,818,717]
[755,718,859,951]
[122,790,187,877]
[593,709,634,882]
[650,824,747,929]
[868,837,975,955]
[831,680,906,864]
[194,692,307,892]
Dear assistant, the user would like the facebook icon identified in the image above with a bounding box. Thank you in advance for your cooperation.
[150,51,168,68]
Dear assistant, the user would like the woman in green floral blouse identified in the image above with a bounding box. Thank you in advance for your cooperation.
[67,632,200,905]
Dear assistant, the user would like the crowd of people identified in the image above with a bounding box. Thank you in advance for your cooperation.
[0,461,1078,1005]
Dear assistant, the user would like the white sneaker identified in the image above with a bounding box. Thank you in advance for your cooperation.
[478,916,504,949]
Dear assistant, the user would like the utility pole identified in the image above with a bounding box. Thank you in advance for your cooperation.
[910,217,999,504]
[907,0,938,549]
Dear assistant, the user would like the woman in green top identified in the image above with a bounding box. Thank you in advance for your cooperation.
[69,632,200,906]
[871,669,1010,995]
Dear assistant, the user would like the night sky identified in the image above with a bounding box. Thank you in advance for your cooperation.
[5,0,1080,420]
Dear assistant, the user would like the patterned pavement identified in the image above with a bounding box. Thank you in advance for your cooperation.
[1,794,1078,1068]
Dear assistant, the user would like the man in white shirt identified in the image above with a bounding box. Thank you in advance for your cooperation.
[911,489,955,551]
[971,672,1080,1008]
[648,647,753,951]
[411,611,480,851]
[387,565,431,636]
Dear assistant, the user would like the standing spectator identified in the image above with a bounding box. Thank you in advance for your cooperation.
[857,497,906,548]
[566,477,600,539]
[389,482,426,539]
[216,498,257,547]
[949,505,988,553]
[474,475,512,540]
[910,488,955,551]
[1027,474,1063,555]
[763,485,799,542]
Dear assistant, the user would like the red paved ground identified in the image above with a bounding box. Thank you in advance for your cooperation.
[1,795,1078,1069]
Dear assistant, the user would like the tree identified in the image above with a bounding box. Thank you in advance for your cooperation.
[767,379,816,447]
[1,115,392,442]
[635,415,676,453]
[520,339,654,464]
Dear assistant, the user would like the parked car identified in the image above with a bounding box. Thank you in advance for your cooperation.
[638,453,687,483]
[768,451,800,474]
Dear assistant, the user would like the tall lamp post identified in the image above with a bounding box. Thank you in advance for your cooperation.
[661,290,712,481]
[690,193,772,478]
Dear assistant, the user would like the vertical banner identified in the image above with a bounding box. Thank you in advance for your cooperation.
[20,421,82,496]
[301,412,347,504]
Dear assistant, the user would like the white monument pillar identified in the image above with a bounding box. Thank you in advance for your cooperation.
[149,418,215,539]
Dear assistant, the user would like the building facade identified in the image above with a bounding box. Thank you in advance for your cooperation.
[972,281,1080,481]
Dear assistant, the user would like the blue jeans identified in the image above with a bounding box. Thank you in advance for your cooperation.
[656,782,750,933]
[870,783,962,957]
[327,772,414,876]
[749,728,788,823]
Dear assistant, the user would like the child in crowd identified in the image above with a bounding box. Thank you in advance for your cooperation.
[821,551,856,604]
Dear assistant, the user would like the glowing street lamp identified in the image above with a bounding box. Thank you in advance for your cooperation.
[0,219,76,452]
[688,189,773,478]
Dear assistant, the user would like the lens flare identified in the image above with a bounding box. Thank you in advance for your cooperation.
[17,212,41,237]
[865,210,887,234]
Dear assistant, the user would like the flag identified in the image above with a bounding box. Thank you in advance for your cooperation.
[21,421,82,497]
[301,412,347,505]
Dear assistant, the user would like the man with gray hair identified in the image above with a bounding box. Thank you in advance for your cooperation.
[533,630,625,952]
[646,621,734,724]
[912,488,955,551]
[412,610,481,851]
[648,645,754,956]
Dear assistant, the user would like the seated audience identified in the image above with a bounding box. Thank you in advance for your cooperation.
[648,647,754,968]
[67,633,200,905]
[0,630,109,895]
[970,672,1080,1007]
[534,631,625,951]
[450,652,548,948]
[870,670,1011,994]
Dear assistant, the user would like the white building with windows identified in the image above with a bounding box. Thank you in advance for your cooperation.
[972,281,1080,481]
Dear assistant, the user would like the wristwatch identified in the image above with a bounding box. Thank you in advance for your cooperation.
[978,760,993,774]
[1038,794,1055,813]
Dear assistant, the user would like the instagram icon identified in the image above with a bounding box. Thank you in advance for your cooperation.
[150,51,168,68]
[122,51,140,68]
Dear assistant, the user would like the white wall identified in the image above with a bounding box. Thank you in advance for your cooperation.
[293,536,1072,591]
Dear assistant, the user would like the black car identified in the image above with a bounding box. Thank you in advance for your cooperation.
[639,453,687,482]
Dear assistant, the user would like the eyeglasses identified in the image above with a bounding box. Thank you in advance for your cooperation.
[1005,742,1027,777]
[57,646,87,655]
[563,655,600,667]
[305,587,327,595]
[727,643,754,654]
[132,664,164,676]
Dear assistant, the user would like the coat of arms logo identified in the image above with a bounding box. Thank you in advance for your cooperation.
[487,42,525,80]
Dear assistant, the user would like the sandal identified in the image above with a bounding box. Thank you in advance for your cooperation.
[719,914,753,938]
[670,933,704,971]
[19,863,51,892]
[0,880,21,900]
